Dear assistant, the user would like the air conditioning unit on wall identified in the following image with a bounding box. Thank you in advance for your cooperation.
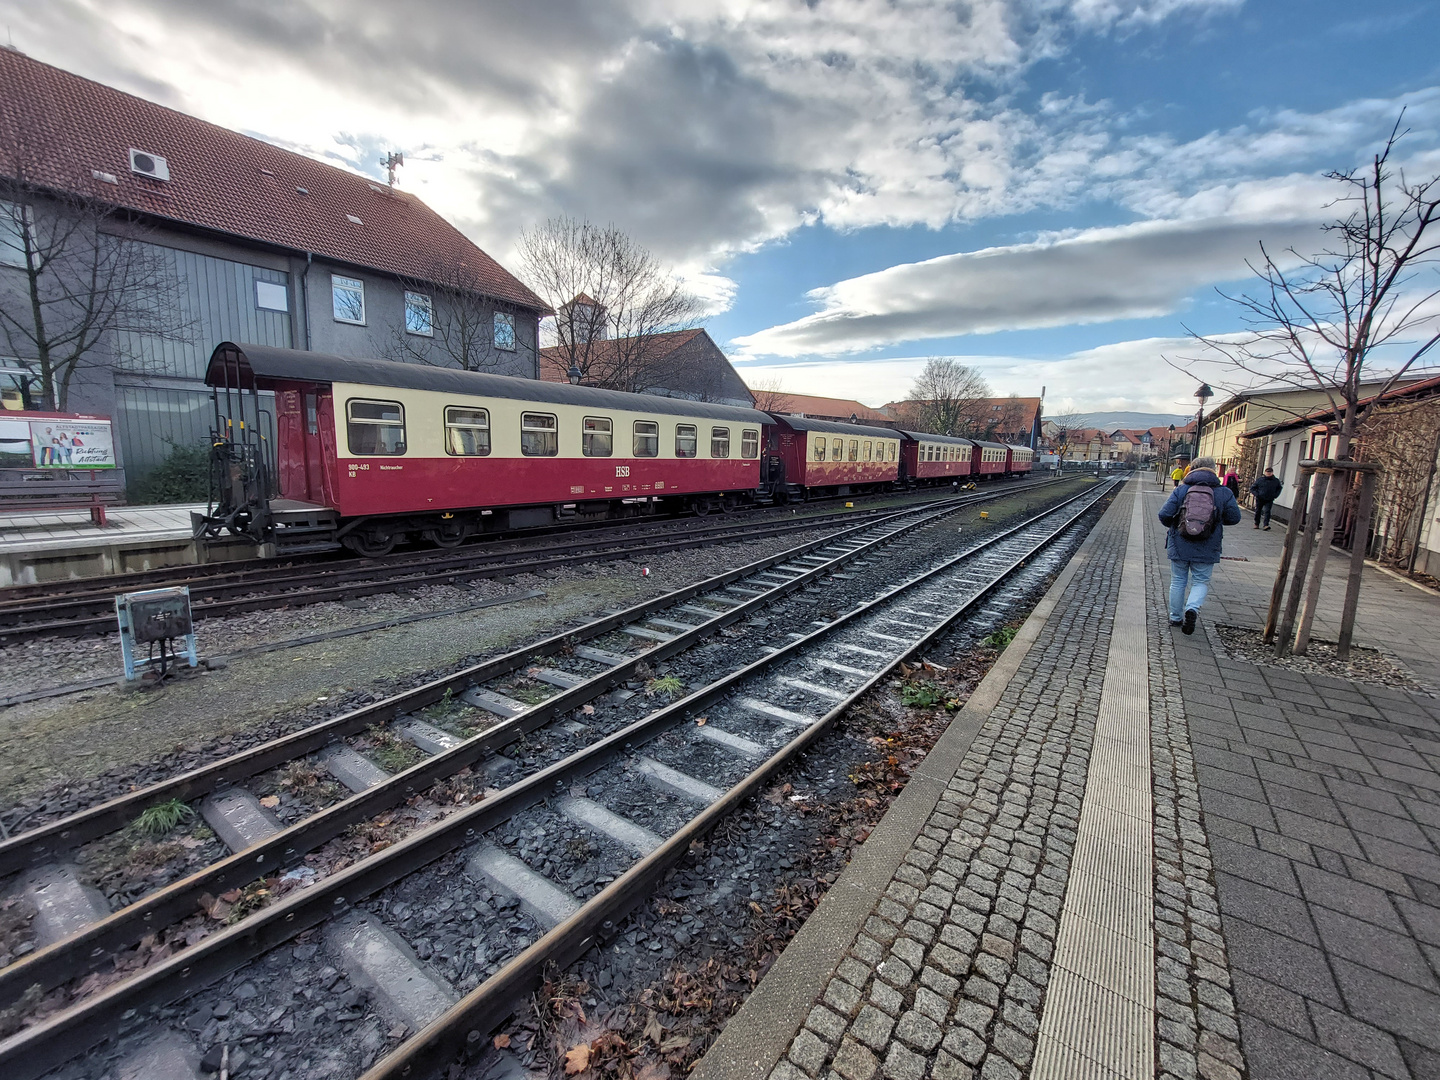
[129,148,170,181]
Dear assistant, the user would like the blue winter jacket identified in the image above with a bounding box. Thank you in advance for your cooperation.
[1158,469,1242,564]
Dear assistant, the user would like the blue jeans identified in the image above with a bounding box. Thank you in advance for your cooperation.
[1169,560,1214,622]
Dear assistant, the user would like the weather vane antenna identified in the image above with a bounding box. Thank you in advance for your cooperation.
[382,151,404,187]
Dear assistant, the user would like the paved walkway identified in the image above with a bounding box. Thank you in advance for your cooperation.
[0,502,205,553]
[695,477,1440,1080]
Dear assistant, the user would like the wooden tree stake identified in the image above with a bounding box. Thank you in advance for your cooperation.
[1337,470,1378,661]
[1264,468,1312,644]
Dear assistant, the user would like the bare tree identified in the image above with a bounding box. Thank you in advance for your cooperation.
[1187,118,1440,459]
[1046,412,1093,460]
[746,375,792,413]
[901,358,991,435]
[0,155,192,410]
[382,257,533,374]
[1184,117,1440,654]
[518,217,703,393]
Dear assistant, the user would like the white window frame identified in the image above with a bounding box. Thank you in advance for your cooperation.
[813,436,826,462]
[0,200,33,270]
[444,406,490,457]
[675,424,698,459]
[493,311,516,351]
[332,274,366,325]
[405,291,434,337]
[521,412,558,457]
[711,426,731,459]
[582,416,613,458]
[345,398,405,456]
[255,279,289,312]
[633,420,659,458]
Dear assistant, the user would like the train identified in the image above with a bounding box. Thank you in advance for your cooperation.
[196,343,1038,556]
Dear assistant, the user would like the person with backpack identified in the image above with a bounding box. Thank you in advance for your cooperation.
[1248,467,1283,530]
[1158,455,1242,634]
[1223,467,1240,498]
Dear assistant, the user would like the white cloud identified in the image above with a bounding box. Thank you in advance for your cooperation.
[733,197,1323,357]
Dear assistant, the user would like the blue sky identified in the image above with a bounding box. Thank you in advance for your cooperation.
[4,0,1438,414]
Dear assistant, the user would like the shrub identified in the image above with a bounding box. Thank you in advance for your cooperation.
[134,798,196,838]
[128,440,210,505]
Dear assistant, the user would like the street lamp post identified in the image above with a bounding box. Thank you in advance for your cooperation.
[1195,383,1213,461]
[567,363,582,385]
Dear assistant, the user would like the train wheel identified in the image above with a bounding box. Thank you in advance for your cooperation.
[694,498,713,516]
[424,524,468,549]
[344,531,396,558]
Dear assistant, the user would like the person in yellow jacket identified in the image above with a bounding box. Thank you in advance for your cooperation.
[1170,464,1185,489]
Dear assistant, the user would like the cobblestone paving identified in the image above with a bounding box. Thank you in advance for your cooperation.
[767,493,1134,1080]
[1149,483,1440,1080]
[1144,523,1248,1080]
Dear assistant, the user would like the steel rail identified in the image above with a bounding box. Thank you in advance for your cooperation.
[0,484,1066,643]
[0,492,1006,1008]
[361,477,1121,1080]
[0,479,1041,606]
[0,479,1115,1080]
[0,500,928,625]
[0,493,983,874]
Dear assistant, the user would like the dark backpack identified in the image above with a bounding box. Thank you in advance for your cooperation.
[1179,485,1218,541]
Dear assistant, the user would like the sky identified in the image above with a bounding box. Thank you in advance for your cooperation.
[4,0,1439,415]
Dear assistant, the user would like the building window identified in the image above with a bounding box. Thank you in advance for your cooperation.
[332,275,365,324]
[741,429,759,459]
[255,280,288,312]
[494,312,516,351]
[582,416,612,457]
[813,437,826,462]
[711,426,730,458]
[633,420,659,457]
[346,399,405,455]
[675,424,697,458]
[521,412,558,456]
[0,200,31,269]
[405,291,433,336]
[445,406,490,456]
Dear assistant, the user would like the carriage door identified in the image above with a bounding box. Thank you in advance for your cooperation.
[274,385,326,503]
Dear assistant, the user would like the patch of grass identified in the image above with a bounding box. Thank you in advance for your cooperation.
[134,798,195,838]
[506,683,552,706]
[279,760,324,793]
[980,626,1019,651]
[358,725,425,774]
[646,676,684,702]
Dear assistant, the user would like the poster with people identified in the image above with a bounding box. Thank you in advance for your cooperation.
[9,419,118,469]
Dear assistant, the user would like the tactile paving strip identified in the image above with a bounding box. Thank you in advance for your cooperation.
[1032,489,1155,1080]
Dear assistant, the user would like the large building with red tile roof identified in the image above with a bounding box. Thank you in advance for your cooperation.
[539,328,754,408]
[0,47,546,488]
[880,396,1043,444]
[746,389,891,424]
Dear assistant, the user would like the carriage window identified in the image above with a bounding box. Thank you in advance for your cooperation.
[832,438,843,460]
[521,412,558,456]
[675,424,697,458]
[346,399,405,455]
[848,440,859,461]
[813,438,826,462]
[444,406,490,456]
[889,443,897,462]
[711,426,730,458]
[582,416,612,457]
[741,429,759,459]
[634,420,659,457]
[863,441,872,461]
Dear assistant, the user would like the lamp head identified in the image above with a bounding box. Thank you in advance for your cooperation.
[567,364,582,385]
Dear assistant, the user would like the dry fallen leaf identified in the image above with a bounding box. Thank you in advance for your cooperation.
[258,795,280,809]
[694,717,707,726]
[581,704,595,715]
[492,1033,511,1049]
[635,1063,671,1080]
[564,1043,591,1074]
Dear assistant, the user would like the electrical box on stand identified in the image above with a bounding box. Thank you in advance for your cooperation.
[116,587,198,681]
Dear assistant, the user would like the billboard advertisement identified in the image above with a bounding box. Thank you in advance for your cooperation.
[0,417,117,469]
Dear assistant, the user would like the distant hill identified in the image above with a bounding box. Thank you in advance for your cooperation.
[1059,411,1193,430]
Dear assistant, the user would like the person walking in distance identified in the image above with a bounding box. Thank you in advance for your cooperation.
[1159,455,1241,635]
[1249,467,1283,530]
[1170,463,1185,489]
[1223,466,1240,499]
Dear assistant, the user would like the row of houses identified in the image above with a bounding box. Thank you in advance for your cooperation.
[1194,379,1440,577]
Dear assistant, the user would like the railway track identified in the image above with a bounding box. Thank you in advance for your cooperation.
[0,481,1063,645]
[0,477,1116,1080]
